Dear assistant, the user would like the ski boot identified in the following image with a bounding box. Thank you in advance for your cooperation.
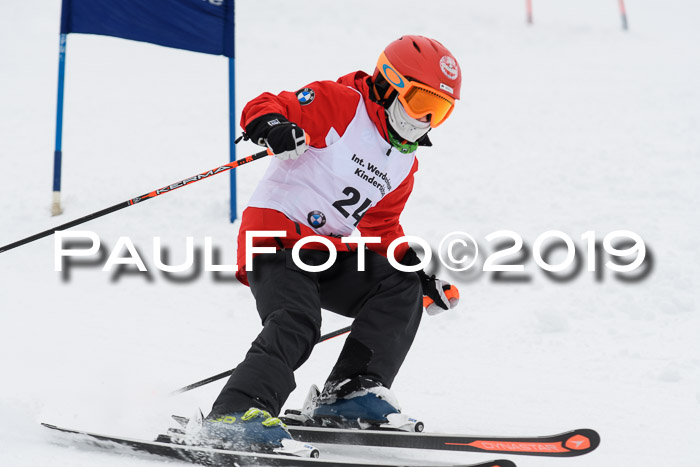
[183,407,319,458]
[284,377,424,432]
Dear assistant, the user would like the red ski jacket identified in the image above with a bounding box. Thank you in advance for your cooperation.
[236,71,418,285]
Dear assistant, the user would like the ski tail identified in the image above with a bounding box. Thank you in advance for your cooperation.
[442,428,600,457]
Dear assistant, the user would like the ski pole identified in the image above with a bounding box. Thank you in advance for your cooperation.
[0,148,271,254]
[171,325,353,395]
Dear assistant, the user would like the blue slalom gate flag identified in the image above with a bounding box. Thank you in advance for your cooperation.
[53,0,240,222]
[59,0,234,57]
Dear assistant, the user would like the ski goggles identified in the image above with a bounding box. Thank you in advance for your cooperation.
[377,52,456,128]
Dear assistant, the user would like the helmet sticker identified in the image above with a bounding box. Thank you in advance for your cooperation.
[382,64,405,88]
[296,88,315,105]
[439,56,459,80]
[440,83,454,95]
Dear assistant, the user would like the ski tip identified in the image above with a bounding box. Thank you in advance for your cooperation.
[571,428,601,452]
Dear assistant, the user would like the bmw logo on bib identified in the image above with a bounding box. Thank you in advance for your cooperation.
[296,87,315,106]
[307,210,326,228]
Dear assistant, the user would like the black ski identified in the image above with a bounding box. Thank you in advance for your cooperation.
[42,422,516,467]
[171,415,599,458]
[285,426,599,458]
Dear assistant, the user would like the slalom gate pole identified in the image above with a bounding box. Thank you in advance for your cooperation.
[229,57,238,223]
[0,148,270,254]
[171,325,353,395]
[526,0,533,25]
[618,0,629,31]
[52,33,68,216]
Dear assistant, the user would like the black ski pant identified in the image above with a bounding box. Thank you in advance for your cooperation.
[211,248,423,416]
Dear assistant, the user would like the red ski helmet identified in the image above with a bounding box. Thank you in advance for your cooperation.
[373,35,461,128]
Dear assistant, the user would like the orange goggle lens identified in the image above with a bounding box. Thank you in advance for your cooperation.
[377,52,455,128]
[401,86,454,127]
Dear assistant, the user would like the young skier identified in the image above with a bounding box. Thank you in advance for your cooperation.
[196,35,462,453]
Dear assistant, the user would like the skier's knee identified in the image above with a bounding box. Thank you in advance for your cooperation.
[263,307,320,367]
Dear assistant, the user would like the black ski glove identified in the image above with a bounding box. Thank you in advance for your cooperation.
[245,113,308,161]
[400,247,460,316]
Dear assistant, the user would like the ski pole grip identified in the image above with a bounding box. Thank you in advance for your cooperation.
[264,132,311,156]
[422,284,459,309]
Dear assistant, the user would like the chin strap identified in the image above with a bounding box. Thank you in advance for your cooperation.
[388,127,419,154]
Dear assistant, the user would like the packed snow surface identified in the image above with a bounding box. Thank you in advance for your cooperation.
[1,1,698,466]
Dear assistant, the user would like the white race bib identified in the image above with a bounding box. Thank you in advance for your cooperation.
[247,89,416,237]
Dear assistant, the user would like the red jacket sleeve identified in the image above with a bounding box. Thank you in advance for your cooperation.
[241,81,361,149]
[357,158,418,260]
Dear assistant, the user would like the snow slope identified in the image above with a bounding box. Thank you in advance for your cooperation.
[1,1,699,466]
